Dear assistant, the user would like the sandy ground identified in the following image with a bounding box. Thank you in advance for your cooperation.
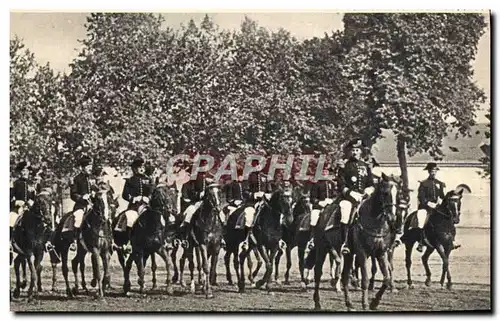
[10,227,491,312]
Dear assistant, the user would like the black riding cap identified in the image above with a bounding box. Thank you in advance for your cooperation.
[346,139,364,150]
[131,156,145,168]
[78,155,93,167]
[424,162,439,171]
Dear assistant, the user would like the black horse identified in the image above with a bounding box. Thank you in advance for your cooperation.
[188,182,224,298]
[235,188,293,293]
[71,188,114,300]
[401,184,470,290]
[122,184,177,295]
[337,173,400,311]
[11,190,54,302]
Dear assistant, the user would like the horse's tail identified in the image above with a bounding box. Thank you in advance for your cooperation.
[304,248,316,270]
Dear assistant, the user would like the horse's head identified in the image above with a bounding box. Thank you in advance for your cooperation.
[438,184,471,225]
[90,186,112,222]
[374,173,400,221]
[151,183,178,219]
[292,189,312,219]
[204,182,223,214]
[270,188,294,227]
[31,190,54,228]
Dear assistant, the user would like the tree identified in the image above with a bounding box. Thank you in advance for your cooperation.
[342,13,487,194]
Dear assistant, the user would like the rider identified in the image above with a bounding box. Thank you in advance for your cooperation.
[10,161,36,218]
[307,168,337,250]
[179,160,211,247]
[337,139,375,254]
[415,162,460,252]
[119,156,155,250]
[69,155,98,251]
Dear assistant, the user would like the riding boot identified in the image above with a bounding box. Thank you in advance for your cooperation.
[416,230,425,252]
[221,225,227,249]
[340,223,351,254]
[123,227,133,254]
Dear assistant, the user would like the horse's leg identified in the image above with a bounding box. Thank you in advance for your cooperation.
[254,245,272,291]
[156,246,174,295]
[422,246,435,287]
[51,260,58,292]
[331,250,342,292]
[77,246,88,293]
[357,253,369,310]
[232,250,241,286]
[274,248,283,285]
[13,255,22,299]
[237,248,249,293]
[171,246,179,283]
[210,246,220,287]
[266,247,279,291]
[178,248,188,289]
[312,247,328,310]
[150,254,158,290]
[247,248,254,285]
[26,254,37,302]
[196,247,203,288]
[405,241,415,289]
[298,246,306,286]
[133,250,145,294]
[370,253,391,310]
[91,248,104,299]
[435,244,453,289]
[284,246,292,285]
[21,258,28,289]
[388,248,396,292]
[341,253,355,311]
[368,255,377,291]
[101,248,111,295]
[224,251,233,285]
[198,244,212,298]
[35,252,44,293]
[123,252,134,296]
[61,247,73,298]
[251,247,263,281]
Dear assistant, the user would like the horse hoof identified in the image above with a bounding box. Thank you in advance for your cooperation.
[250,282,256,288]
[447,283,453,290]
[206,292,214,299]
[255,280,265,289]
[369,299,380,310]
[390,287,399,294]
[172,274,179,284]
[190,282,196,294]
[314,303,321,311]
[346,304,356,312]
[13,288,20,299]
[71,287,78,296]
[227,280,234,286]
[28,296,35,303]
[425,279,431,287]
[66,288,73,298]
[284,280,291,286]
[91,279,97,288]
[407,284,414,290]
[166,285,173,296]
[20,280,27,289]
[275,279,282,286]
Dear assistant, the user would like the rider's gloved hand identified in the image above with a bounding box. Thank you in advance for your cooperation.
[142,196,150,204]
[427,201,437,209]
[82,194,90,201]
[364,186,375,197]
[27,199,34,207]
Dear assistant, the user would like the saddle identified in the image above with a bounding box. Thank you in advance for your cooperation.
[235,206,252,229]
[298,213,311,231]
[406,212,419,230]
[323,204,341,231]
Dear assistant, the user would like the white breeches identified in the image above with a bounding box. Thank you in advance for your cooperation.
[73,209,85,228]
[244,207,256,228]
[9,212,19,228]
[311,209,320,226]
[183,201,203,223]
[339,200,353,225]
[318,198,334,208]
[124,210,139,228]
[416,209,429,229]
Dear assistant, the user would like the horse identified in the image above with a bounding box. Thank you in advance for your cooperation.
[401,184,471,290]
[351,181,411,292]
[11,190,54,302]
[122,184,177,295]
[336,173,400,311]
[237,188,294,293]
[275,187,343,290]
[188,182,224,298]
[50,191,116,298]
[71,187,114,300]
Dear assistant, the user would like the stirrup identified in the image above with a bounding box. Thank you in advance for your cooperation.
[341,243,350,254]
[69,241,77,252]
[416,243,424,252]
[240,239,249,251]
[181,239,190,249]
[220,238,226,249]
[278,239,287,250]
[394,234,403,247]
[452,242,461,250]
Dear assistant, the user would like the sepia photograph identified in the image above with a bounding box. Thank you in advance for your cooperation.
[9,10,491,312]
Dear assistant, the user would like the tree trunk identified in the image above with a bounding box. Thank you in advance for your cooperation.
[396,135,409,198]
